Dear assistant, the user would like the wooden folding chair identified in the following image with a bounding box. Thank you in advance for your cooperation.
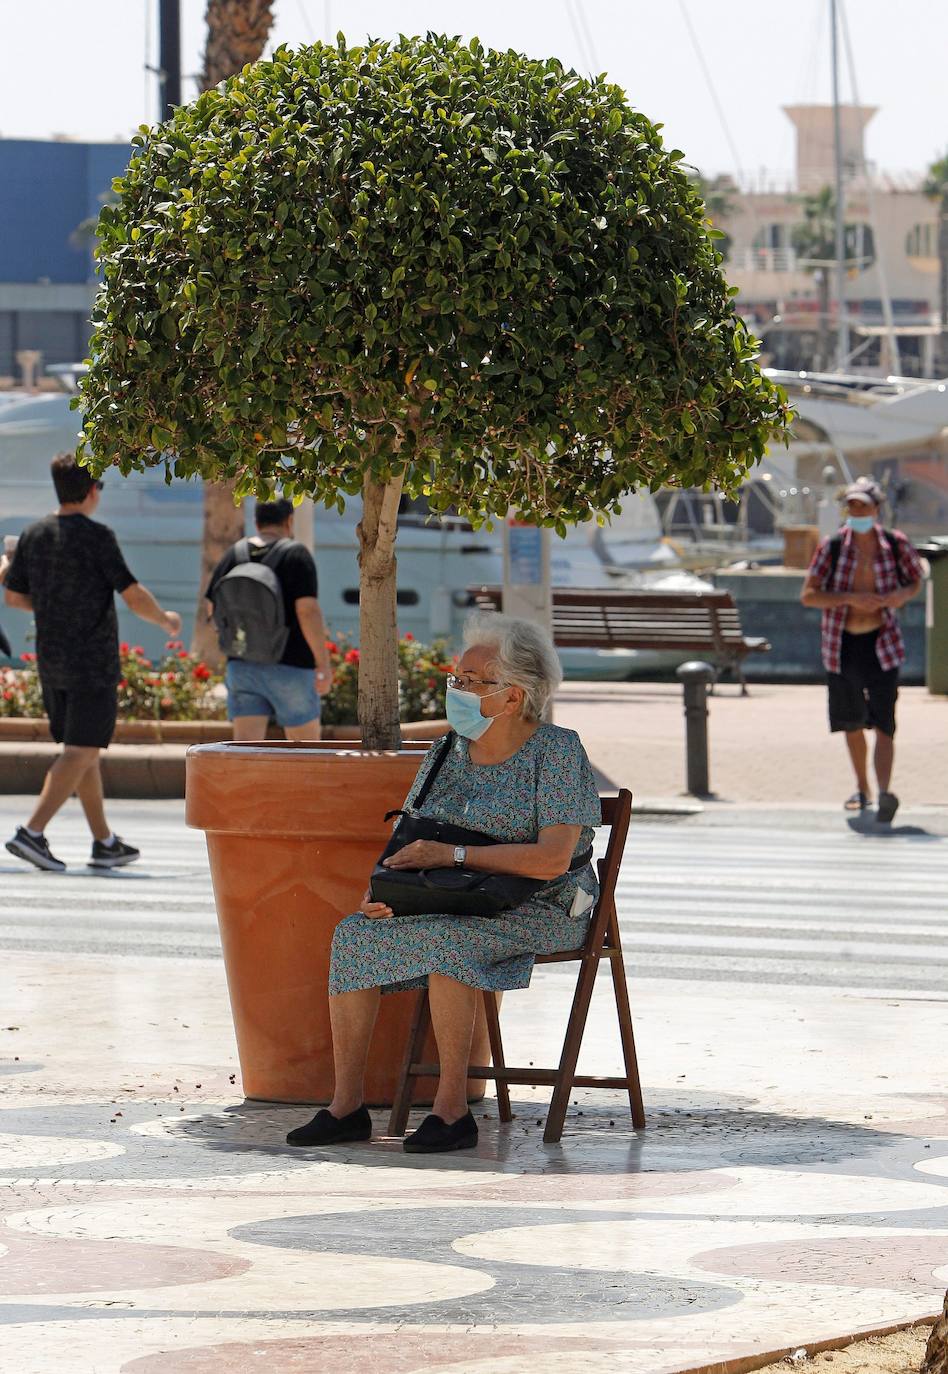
[387,789,644,1144]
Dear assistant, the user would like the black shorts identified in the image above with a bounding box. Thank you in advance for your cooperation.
[827,631,898,737]
[41,682,117,749]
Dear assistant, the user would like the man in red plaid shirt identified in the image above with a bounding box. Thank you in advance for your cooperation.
[801,477,923,823]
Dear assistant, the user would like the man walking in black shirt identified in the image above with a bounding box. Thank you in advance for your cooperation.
[3,454,182,871]
[205,498,333,741]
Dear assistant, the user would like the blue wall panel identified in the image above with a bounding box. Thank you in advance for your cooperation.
[0,139,131,284]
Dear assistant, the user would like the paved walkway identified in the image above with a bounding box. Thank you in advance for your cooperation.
[1,797,946,1373]
[556,682,948,806]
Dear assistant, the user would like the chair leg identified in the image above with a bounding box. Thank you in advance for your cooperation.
[608,917,646,1130]
[387,989,431,1137]
[482,991,512,1123]
[543,951,602,1145]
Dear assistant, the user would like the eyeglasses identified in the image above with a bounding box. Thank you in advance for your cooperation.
[446,674,504,693]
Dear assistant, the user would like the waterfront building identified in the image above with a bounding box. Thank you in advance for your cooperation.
[716,105,941,376]
[0,137,129,386]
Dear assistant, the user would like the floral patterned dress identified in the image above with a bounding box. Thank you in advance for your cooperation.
[329,725,602,995]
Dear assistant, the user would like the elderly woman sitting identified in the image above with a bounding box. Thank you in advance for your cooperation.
[286,612,601,1154]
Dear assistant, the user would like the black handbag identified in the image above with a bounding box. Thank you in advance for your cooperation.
[368,732,593,917]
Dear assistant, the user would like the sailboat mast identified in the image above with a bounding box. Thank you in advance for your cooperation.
[830,0,849,369]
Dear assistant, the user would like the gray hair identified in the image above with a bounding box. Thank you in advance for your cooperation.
[462,612,562,722]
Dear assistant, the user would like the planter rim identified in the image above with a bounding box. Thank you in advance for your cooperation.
[186,739,434,759]
[185,738,433,836]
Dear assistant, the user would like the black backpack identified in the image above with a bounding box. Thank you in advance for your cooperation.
[827,529,910,587]
[212,538,293,663]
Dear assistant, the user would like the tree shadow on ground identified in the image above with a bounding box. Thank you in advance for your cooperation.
[170,1095,931,1175]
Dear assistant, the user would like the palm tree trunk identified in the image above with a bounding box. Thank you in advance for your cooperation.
[938,192,948,376]
[191,480,249,662]
[922,1290,948,1374]
[357,473,405,751]
[202,0,276,88]
[190,1,275,661]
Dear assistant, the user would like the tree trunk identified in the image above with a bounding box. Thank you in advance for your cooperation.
[191,479,247,664]
[938,193,948,376]
[923,1290,948,1374]
[357,473,405,751]
[202,0,276,88]
[818,272,831,372]
[190,1,275,661]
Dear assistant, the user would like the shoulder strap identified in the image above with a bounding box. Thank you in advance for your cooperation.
[413,731,456,810]
[258,536,294,569]
[233,538,252,566]
[828,533,843,581]
[881,528,902,581]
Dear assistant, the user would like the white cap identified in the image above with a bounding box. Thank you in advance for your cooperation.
[844,477,884,507]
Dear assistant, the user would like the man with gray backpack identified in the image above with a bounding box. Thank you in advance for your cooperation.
[205,498,333,741]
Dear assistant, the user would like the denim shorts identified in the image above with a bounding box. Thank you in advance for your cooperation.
[225,660,320,728]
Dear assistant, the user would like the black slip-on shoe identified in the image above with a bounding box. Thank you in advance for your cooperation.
[89,836,141,868]
[876,792,900,825]
[403,1110,478,1154]
[285,1105,372,1147]
[5,827,66,872]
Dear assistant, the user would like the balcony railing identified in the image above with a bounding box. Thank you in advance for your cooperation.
[730,247,802,273]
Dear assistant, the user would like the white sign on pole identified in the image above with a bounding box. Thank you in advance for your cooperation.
[501,515,553,717]
[501,516,552,633]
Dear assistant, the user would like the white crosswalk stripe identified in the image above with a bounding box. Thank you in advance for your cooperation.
[600,815,948,994]
[1,803,946,994]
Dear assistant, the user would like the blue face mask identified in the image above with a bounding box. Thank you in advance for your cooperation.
[445,684,505,740]
[847,514,876,534]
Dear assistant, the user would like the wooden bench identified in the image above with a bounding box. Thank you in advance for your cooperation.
[469,586,770,694]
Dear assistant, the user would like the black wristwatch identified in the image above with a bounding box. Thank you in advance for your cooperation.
[453,844,467,868]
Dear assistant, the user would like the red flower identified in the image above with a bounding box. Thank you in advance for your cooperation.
[19,652,36,663]
[344,648,360,665]
[120,642,130,654]
[325,640,339,654]
[403,632,414,642]
[427,677,436,688]
[160,696,173,709]
[3,690,13,701]
[192,663,212,681]
[177,650,189,660]
[165,639,183,651]
[118,679,127,689]
[131,645,145,656]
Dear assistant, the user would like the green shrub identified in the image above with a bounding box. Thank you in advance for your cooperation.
[321,632,452,726]
[0,643,225,722]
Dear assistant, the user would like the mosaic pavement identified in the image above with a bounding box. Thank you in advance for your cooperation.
[1,799,947,1372]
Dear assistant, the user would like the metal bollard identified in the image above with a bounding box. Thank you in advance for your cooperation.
[675,660,716,797]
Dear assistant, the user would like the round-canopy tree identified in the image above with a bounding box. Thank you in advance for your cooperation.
[79,34,790,749]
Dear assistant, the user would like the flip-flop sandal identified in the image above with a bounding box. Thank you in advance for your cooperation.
[877,792,900,824]
[844,791,871,811]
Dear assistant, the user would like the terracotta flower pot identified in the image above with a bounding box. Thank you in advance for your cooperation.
[185,740,494,1106]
